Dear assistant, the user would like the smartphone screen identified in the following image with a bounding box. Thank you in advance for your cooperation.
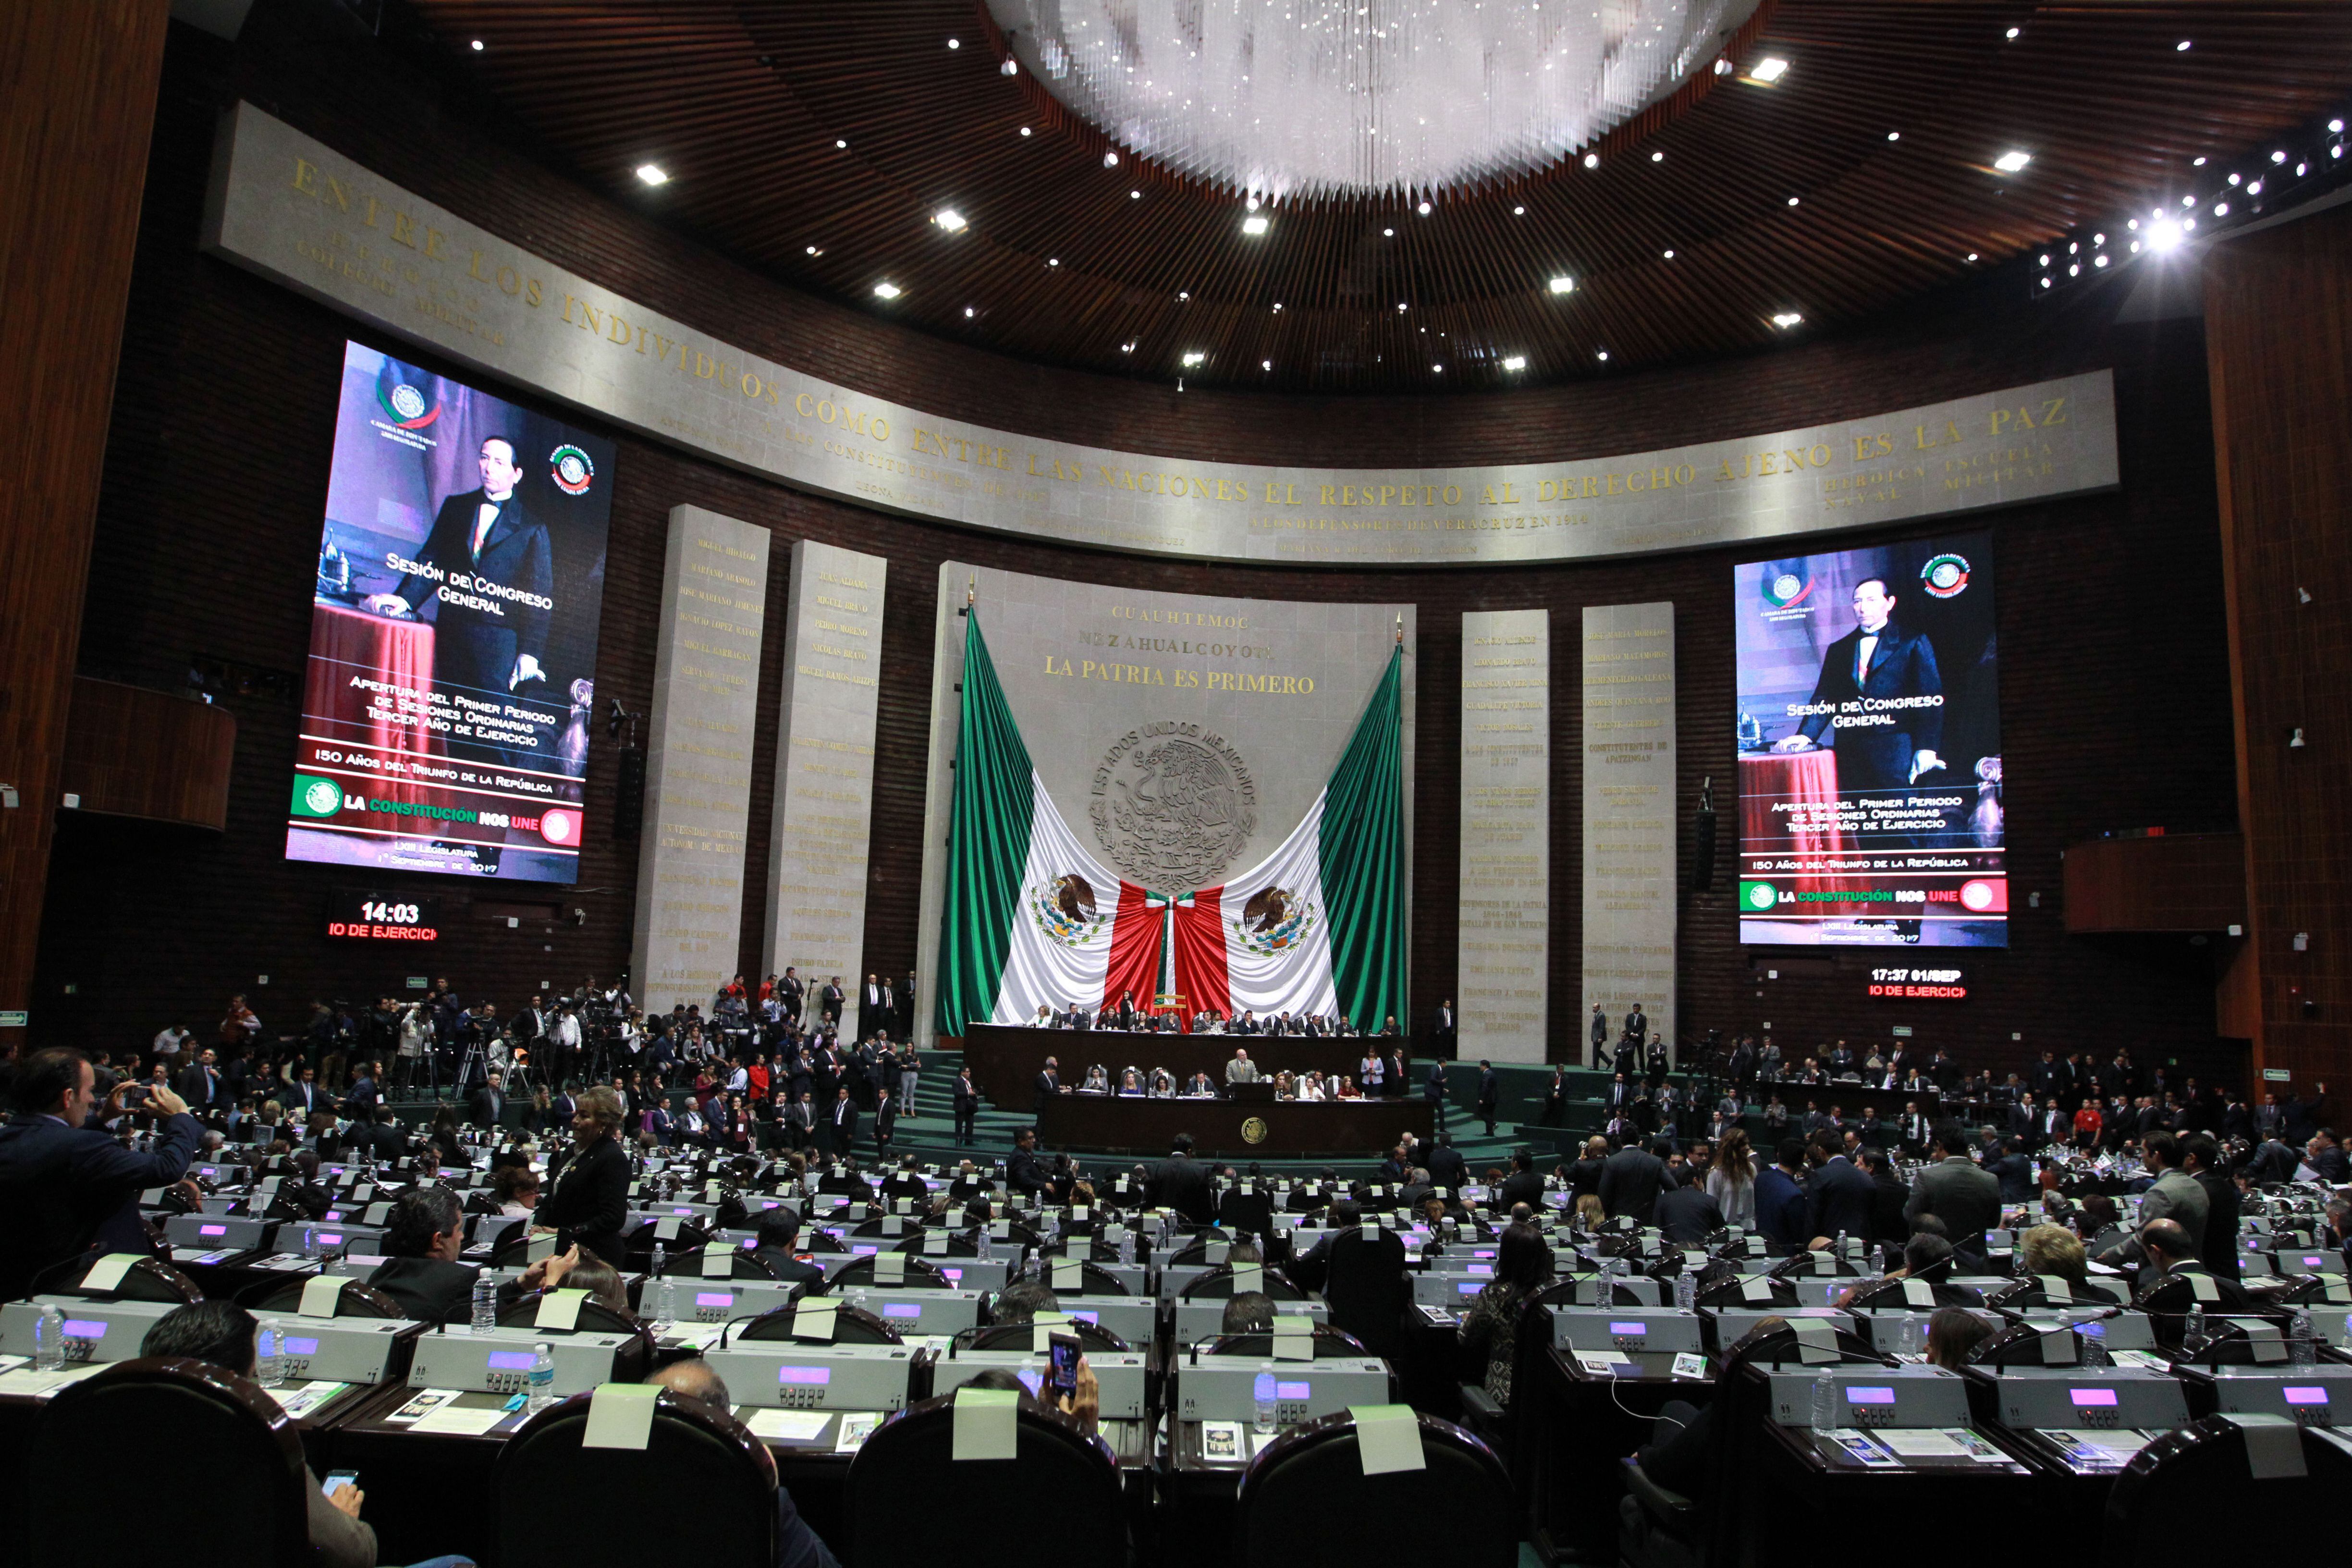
[322,1471,359,1500]
[1046,1332,1081,1399]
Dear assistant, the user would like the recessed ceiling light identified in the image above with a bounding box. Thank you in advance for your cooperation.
[1548,275,1575,294]
[933,208,967,233]
[1384,227,1395,236]
[1965,252,1978,261]
[1513,205,1525,215]
[1431,364,1443,373]
[946,37,959,50]
[470,39,484,52]
[1886,131,1900,142]
[1179,291,1190,301]
[1596,350,1610,361]
[1020,127,1032,137]
[873,282,901,300]
[1103,150,1120,168]
[1262,359,1272,370]
[1662,248,1675,259]
[1397,302,1409,312]
[1121,342,1135,353]
[1771,311,1803,328]
[964,306,975,318]
[1181,350,1206,367]
[1502,355,1527,371]
[1049,258,1060,266]
[1242,214,1271,236]
[1786,195,1800,206]
[2193,156,2206,166]
[2005,26,2020,40]
[2176,39,2191,51]
[1582,152,1599,169]
[1130,190,1141,199]
[1272,303,1283,312]
[836,139,847,149]
[1651,151,1664,162]
[1750,57,1789,83]
[634,163,668,186]
[1417,200,1433,215]
[1994,149,2032,172]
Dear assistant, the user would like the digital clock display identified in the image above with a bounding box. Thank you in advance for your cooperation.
[325,891,441,942]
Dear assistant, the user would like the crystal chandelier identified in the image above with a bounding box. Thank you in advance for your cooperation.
[990,0,1759,203]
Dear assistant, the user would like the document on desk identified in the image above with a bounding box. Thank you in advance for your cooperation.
[410,1403,512,1436]
[2108,1350,2170,1370]
[833,1412,882,1454]
[1200,1421,1245,1463]
[385,1389,461,1423]
[744,1408,833,1444]
[1875,1428,2007,1463]
[0,1365,104,1400]
[1574,1351,1633,1375]
[272,1381,352,1419]
[2039,1429,2154,1469]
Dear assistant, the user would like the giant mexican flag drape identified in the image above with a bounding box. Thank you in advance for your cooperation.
[936,611,1406,1037]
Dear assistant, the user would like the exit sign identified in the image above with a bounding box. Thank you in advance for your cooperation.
[2263,1067,2291,1082]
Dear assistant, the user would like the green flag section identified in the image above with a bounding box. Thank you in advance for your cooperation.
[1317,644,1408,1031]
[934,612,1037,1036]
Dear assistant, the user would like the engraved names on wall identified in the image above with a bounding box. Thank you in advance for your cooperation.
[1582,603,1678,1063]
[630,505,770,1015]
[763,540,887,1041]
[1458,610,1549,1064]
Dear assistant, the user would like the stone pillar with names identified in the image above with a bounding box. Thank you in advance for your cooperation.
[1458,610,1550,1063]
[762,540,886,1042]
[1581,603,1678,1063]
[631,505,771,1016]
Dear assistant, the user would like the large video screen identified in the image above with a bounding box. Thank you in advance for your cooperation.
[286,342,615,882]
[1734,532,2004,947]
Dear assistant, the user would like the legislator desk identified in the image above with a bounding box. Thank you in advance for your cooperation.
[1038,1092,1431,1157]
[962,1022,1391,1109]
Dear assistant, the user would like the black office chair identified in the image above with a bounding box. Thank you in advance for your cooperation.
[1236,1411,1515,1568]
[1967,1321,2097,1367]
[1319,1226,1412,1362]
[1768,1249,1866,1280]
[495,1388,777,1568]
[1181,1264,1307,1301]
[1219,1186,1277,1237]
[623,1217,715,1263]
[1982,1274,2094,1312]
[239,1275,405,1317]
[844,1392,1127,1568]
[827,1254,953,1293]
[962,1319,1133,1355]
[733,1302,904,1345]
[1032,1258,1134,1296]
[1196,1324,1369,1360]
[1839,1274,1984,1311]
[849,1215,928,1238]
[32,1252,202,1303]
[30,1359,312,1567]
[1693,1272,1797,1310]
[1169,1235,1247,1268]
[2171,1319,2297,1367]
[2098,1415,2352,1568]
[659,1248,781,1282]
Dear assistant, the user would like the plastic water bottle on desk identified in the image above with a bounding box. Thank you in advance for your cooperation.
[2183,1301,2205,1345]
[527,1342,556,1411]
[2290,1309,2315,1367]
[32,1305,65,1373]
[472,1271,497,1335]
[1811,1371,1838,1434]
[301,1224,318,1262]
[256,1319,283,1386]
[656,1274,678,1331]
[1252,1371,1277,1435]
[1895,1316,1921,1360]
[1673,1270,1696,1311]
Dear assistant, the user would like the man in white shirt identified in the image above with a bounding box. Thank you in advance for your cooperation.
[546,1006,582,1084]
[151,1025,190,1064]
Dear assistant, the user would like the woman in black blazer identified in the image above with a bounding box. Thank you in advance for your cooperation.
[536,1083,631,1267]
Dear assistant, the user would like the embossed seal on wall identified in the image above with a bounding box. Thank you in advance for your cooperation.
[1088,720,1259,889]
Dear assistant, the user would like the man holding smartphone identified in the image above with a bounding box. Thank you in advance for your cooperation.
[0,1048,197,1300]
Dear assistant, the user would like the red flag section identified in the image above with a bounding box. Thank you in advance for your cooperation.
[1099,879,1162,1021]
[1171,885,1229,1023]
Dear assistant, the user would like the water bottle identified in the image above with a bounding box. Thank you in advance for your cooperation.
[2184,1301,2205,1344]
[2080,1329,2110,1368]
[652,1241,668,1285]
[301,1223,318,1261]
[1896,1316,1922,1360]
[656,1274,678,1331]
[32,1305,65,1373]
[469,1271,498,1335]
[1811,1371,1838,1433]
[527,1342,556,1411]
[1835,1229,1850,1261]
[1118,1230,1135,1266]
[256,1319,284,1386]
[2290,1309,2315,1367]
[1673,1270,1697,1311]
[1252,1371,1277,1435]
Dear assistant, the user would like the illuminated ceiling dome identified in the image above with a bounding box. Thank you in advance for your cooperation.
[990,0,1760,201]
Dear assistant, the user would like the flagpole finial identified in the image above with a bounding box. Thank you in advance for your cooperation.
[1394,611,1404,646]
[967,575,976,607]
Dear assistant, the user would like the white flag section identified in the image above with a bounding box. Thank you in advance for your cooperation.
[990,773,1118,1025]
[1210,791,1339,1022]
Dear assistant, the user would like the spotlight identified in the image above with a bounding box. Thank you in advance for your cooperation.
[1548,275,1575,294]
[1513,205,1525,215]
[1770,312,1803,328]
[946,37,959,50]
[1994,149,2032,172]
[1596,350,1610,361]
[634,164,669,186]
[1181,350,1206,367]
[1020,127,1033,137]
[1501,355,1527,371]
[1103,150,1120,168]
[2146,218,2184,252]
[1001,57,1017,76]
[1417,200,1433,215]
[964,306,975,318]
[470,39,484,52]
[1651,151,1664,162]
[1241,214,1270,236]
[1582,152,1599,169]
[1751,57,1789,83]
[873,281,902,299]
[933,208,968,233]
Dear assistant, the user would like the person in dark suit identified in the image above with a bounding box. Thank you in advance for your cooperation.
[343,1063,381,1121]
[2180,1134,2242,1280]
[1034,1056,1063,1111]
[1538,1067,1568,1127]
[1654,1178,1724,1245]
[368,1185,573,1323]
[1474,1059,1500,1137]
[367,1103,407,1163]
[1622,1004,1648,1043]
[0,1049,199,1299]
[2132,1218,2255,1312]
[1426,1135,1469,1191]
[1496,1150,1546,1213]
[1423,1061,1449,1133]
[467,1069,508,1131]
[1773,575,1944,801]
[1590,1004,1610,1067]
[536,1085,631,1267]
[1385,1047,1409,1100]
[176,1049,225,1111]
[751,1210,829,1291]
[1150,1133,1216,1223]
[1433,999,1456,1057]
[951,1067,979,1145]
[1598,1138,1673,1224]
[1802,1131,1875,1247]
[364,435,553,762]
[821,978,845,1025]
[827,1087,858,1157]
